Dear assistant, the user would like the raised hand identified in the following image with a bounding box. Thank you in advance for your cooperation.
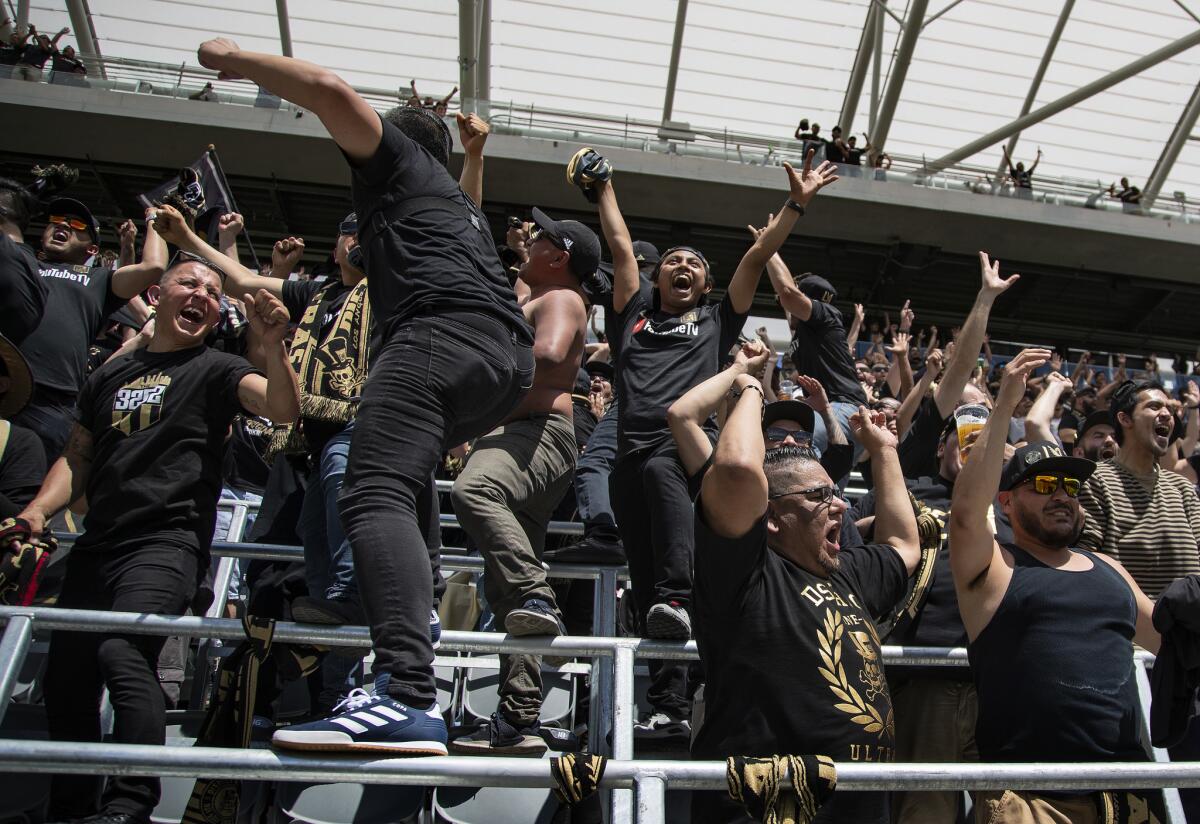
[998,348,1052,410]
[854,303,865,323]
[926,347,945,375]
[217,212,244,242]
[794,375,830,416]
[246,288,290,345]
[746,214,773,241]
[197,38,243,80]
[1184,380,1200,408]
[978,251,1020,300]
[455,112,490,157]
[850,406,898,454]
[783,149,839,207]
[150,203,189,245]
[117,218,137,250]
[889,331,911,357]
[899,299,914,332]
[272,236,305,275]
[1049,351,1063,373]
[734,339,771,378]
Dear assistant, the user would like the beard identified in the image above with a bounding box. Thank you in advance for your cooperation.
[1015,502,1083,548]
[1081,443,1117,462]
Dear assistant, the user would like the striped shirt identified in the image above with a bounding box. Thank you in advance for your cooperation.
[1077,460,1200,598]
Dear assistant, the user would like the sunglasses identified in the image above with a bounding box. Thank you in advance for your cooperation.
[764,427,813,445]
[529,226,566,251]
[48,215,90,233]
[1021,475,1081,497]
[768,484,838,505]
[169,250,227,282]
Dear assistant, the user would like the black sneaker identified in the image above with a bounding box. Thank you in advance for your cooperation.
[292,595,366,625]
[633,711,691,742]
[48,814,148,824]
[646,601,692,640]
[449,711,547,756]
[505,598,566,637]
[543,534,626,564]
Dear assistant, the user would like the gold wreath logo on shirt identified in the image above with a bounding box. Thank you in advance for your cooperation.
[111,373,172,435]
[817,608,893,740]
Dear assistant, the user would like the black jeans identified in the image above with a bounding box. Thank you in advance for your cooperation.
[340,313,532,709]
[575,401,619,540]
[44,542,199,819]
[609,438,697,719]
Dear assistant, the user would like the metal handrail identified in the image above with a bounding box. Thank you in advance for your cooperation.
[15,53,1198,220]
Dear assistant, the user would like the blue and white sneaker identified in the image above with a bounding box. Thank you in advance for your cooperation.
[271,688,448,755]
[430,608,442,650]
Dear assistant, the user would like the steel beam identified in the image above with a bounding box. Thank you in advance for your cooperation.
[661,0,690,123]
[868,0,929,160]
[274,0,293,57]
[476,0,491,113]
[921,0,967,30]
[457,0,478,109]
[929,26,1200,175]
[995,0,1074,179]
[838,2,879,136]
[1143,77,1200,208]
[870,0,885,133]
[15,0,28,34]
[64,0,105,79]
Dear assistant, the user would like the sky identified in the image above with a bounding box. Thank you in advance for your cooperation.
[22,0,1200,196]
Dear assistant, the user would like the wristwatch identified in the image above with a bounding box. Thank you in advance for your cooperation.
[785,199,805,216]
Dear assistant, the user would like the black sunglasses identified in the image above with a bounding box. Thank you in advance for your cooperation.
[529,226,566,251]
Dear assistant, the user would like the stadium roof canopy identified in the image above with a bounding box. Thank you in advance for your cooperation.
[19,0,1200,201]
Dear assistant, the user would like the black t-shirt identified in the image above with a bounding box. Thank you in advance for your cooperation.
[897,397,946,479]
[0,422,46,519]
[21,262,126,395]
[222,414,273,495]
[73,345,259,554]
[846,148,864,166]
[348,115,529,343]
[692,507,906,824]
[787,301,867,406]
[0,235,48,345]
[825,139,848,164]
[18,42,51,68]
[1012,168,1033,188]
[50,53,84,74]
[613,290,746,455]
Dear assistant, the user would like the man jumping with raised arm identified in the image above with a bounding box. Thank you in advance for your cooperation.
[949,348,1163,822]
[686,370,919,823]
[197,38,534,755]
[580,147,837,740]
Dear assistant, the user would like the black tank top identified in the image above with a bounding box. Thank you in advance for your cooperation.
[970,544,1145,763]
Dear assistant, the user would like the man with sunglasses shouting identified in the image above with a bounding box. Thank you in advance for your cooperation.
[949,348,1162,823]
[687,370,920,823]
[16,198,168,461]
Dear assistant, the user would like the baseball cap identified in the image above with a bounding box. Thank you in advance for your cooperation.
[798,274,837,303]
[999,441,1095,492]
[1076,410,1113,442]
[762,400,816,435]
[0,333,32,417]
[530,207,601,281]
[585,360,614,382]
[45,197,99,242]
[632,240,660,267]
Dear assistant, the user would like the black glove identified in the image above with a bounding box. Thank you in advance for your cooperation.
[567,147,613,203]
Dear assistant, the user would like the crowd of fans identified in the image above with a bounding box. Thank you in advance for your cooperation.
[0,20,87,82]
[2,36,1200,824]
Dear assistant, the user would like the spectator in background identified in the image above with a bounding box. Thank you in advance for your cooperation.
[189,82,217,102]
[793,118,810,140]
[16,199,167,461]
[1108,177,1141,205]
[1001,145,1041,198]
[13,24,68,81]
[50,44,86,77]
[825,125,848,164]
[0,336,44,519]
[846,134,868,166]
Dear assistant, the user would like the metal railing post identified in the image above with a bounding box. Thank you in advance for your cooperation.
[612,644,636,820]
[588,567,618,759]
[0,614,32,725]
[635,773,667,824]
[1135,660,1185,823]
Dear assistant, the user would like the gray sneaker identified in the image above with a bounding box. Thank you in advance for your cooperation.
[646,602,691,640]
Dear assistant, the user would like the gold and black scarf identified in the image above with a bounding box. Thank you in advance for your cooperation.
[267,279,371,458]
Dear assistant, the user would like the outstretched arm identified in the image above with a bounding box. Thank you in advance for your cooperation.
[111,208,168,300]
[851,407,920,573]
[1024,372,1071,444]
[699,368,769,539]
[933,252,1019,419]
[950,349,1050,636]
[152,204,285,303]
[668,340,770,477]
[17,424,93,538]
[237,290,300,423]
[1028,149,1042,175]
[456,112,489,206]
[592,178,640,314]
[729,152,838,314]
[846,303,864,355]
[198,38,382,164]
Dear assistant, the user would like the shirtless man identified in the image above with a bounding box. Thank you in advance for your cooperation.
[449,206,594,755]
